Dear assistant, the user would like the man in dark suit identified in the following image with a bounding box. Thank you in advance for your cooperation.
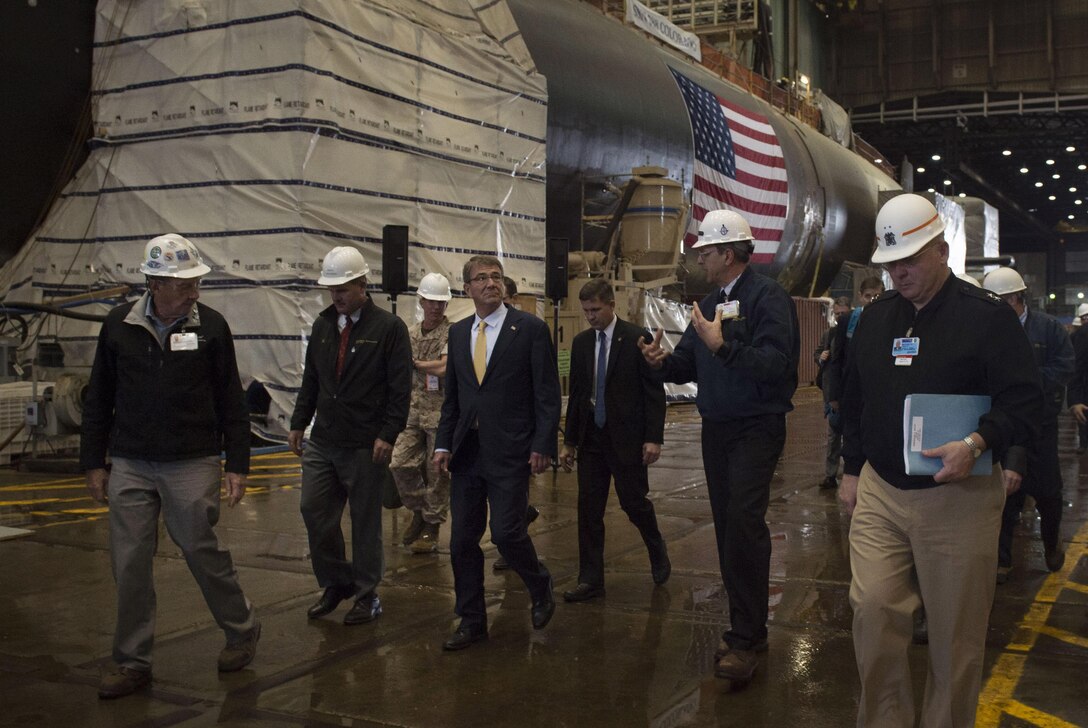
[433,254,561,650]
[559,279,670,602]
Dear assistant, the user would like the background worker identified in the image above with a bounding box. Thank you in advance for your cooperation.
[82,234,259,698]
[1068,303,1088,454]
[983,266,1073,581]
[390,273,453,553]
[289,246,412,625]
[815,296,851,490]
[559,279,669,602]
[821,278,886,490]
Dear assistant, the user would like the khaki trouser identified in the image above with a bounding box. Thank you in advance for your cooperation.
[389,425,449,524]
[109,456,255,671]
[849,462,1004,728]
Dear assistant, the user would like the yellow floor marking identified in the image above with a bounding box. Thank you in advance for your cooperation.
[0,479,83,491]
[976,520,1088,727]
[1035,625,1088,650]
[0,498,62,506]
[0,484,84,492]
[1064,581,1088,597]
[1002,699,1082,728]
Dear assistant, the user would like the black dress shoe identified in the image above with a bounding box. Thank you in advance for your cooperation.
[307,585,355,619]
[343,594,382,625]
[563,583,605,603]
[443,624,488,651]
[531,588,555,629]
[650,543,671,585]
[527,504,540,524]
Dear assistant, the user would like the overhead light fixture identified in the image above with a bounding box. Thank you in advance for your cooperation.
[1067,146,1076,152]
[931,154,942,161]
[1071,187,1079,192]
[1077,200,1084,205]
[916,166,926,173]
[1002,150,1012,156]
[1080,292,1086,299]
[1049,195,1057,200]
[874,158,883,164]
[1035,181,1044,187]
[1046,159,1056,165]
[943,179,952,185]
[927,188,935,193]
[1049,293,1057,300]
[958,192,966,198]
[1020,167,1029,174]
[1080,164,1087,171]
[1069,214,1075,220]
[1053,174,1062,179]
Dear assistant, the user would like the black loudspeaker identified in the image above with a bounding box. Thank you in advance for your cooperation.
[381,224,409,295]
[545,237,569,301]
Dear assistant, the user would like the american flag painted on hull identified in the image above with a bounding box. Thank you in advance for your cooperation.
[669,68,788,264]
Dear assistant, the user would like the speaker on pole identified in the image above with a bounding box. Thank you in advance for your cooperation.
[381,224,409,295]
[545,237,569,301]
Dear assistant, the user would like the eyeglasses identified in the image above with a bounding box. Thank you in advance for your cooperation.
[468,273,504,284]
[695,249,719,261]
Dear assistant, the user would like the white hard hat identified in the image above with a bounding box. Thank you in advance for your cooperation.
[417,272,452,301]
[318,246,370,286]
[956,273,982,287]
[982,267,1027,296]
[1077,303,1088,318]
[691,209,755,249]
[140,234,211,278]
[872,194,946,264]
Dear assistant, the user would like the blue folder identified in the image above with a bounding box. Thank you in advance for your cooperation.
[902,393,993,476]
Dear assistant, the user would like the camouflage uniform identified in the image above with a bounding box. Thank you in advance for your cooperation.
[390,317,451,524]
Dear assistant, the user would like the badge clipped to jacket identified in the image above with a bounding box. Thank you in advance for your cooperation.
[716,300,741,320]
[892,336,919,366]
[170,332,198,351]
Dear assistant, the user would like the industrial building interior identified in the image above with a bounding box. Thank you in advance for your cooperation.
[1,1,1087,726]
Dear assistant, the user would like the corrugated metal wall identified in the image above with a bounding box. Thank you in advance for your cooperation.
[831,0,1088,107]
[794,296,830,387]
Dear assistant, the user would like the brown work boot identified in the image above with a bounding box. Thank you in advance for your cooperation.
[411,522,440,553]
[98,666,151,699]
[218,621,261,672]
[714,648,757,682]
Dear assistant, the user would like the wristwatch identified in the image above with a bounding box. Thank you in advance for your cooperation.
[962,435,982,459]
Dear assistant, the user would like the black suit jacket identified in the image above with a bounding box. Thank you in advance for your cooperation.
[436,306,561,480]
[563,317,666,464]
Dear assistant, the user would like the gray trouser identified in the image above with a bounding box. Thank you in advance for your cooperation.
[108,456,255,672]
[300,441,385,596]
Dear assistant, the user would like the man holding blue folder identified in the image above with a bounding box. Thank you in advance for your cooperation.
[838,194,1043,728]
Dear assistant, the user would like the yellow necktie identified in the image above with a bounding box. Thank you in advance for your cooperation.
[473,320,488,383]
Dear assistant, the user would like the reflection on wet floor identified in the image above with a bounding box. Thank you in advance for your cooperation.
[0,387,1085,726]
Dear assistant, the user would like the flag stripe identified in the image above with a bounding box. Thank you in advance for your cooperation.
[669,68,789,259]
[694,178,787,220]
[691,199,784,239]
[719,98,776,130]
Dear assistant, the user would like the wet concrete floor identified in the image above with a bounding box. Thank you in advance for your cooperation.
[1,386,1086,727]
